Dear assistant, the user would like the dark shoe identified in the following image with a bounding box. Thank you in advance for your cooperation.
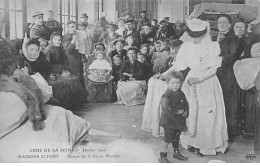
[173,149,188,161]
[187,147,196,153]
[194,148,205,157]
[159,157,171,163]
[159,152,171,163]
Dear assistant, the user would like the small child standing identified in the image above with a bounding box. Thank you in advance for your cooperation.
[88,51,113,92]
[75,21,93,60]
[151,40,171,74]
[159,71,188,163]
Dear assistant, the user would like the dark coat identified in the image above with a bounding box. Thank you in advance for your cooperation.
[123,29,141,47]
[62,33,83,80]
[155,28,171,41]
[45,19,63,34]
[213,31,240,136]
[110,49,128,62]
[140,31,156,45]
[166,22,177,37]
[237,33,260,59]
[159,88,188,130]
[119,60,145,81]
[21,52,51,79]
[112,65,121,83]
[135,16,150,32]
[44,44,69,74]
[30,24,52,40]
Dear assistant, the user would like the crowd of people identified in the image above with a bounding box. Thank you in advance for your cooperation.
[2,8,260,163]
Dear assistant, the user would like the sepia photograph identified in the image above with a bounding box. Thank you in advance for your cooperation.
[0,0,260,163]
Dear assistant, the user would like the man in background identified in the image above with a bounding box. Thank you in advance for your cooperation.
[135,10,150,32]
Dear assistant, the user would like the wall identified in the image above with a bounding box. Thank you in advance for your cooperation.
[245,0,260,24]
[78,0,96,24]
[158,0,189,23]
[27,0,58,23]
[103,0,116,23]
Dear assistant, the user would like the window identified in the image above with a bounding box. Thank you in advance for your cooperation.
[58,0,78,35]
[0,0,26,39]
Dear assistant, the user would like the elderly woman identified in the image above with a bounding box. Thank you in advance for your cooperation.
[143,18,228,156]
[234,19,260,59]
[116,47,147,106]
[44,32,88,109]
[212,14,240,140]
[232,19,260,137]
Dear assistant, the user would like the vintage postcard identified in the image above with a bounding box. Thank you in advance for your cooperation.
[0,0,260,163]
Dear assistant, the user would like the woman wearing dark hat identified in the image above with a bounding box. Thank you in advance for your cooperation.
[212,14,241,140]
[143,18,228,156]
[109,38,128,62]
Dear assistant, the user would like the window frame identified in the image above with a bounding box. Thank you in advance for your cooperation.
[0,0,27,39]
[58,0,78,35]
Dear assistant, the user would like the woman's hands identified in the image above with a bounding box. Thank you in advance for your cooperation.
[187,77,201,86]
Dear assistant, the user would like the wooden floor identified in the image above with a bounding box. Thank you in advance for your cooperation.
[72,103,259,163]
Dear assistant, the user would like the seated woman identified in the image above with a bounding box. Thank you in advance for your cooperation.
[44,32,88,109]
[116,47,147,106]
[18,35,51,79]
[88,51,113,92]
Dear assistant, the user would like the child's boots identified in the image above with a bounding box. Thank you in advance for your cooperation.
[159,152,171,163]
[172,140,188,161]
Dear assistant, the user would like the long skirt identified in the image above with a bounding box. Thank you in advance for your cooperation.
[116,80,147,106]
[48,74,88,109]
[141,77,168,137]
[84,75,114,103]
[180,72,228,155]
[217,67,240,137]
[255,90,260,155]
